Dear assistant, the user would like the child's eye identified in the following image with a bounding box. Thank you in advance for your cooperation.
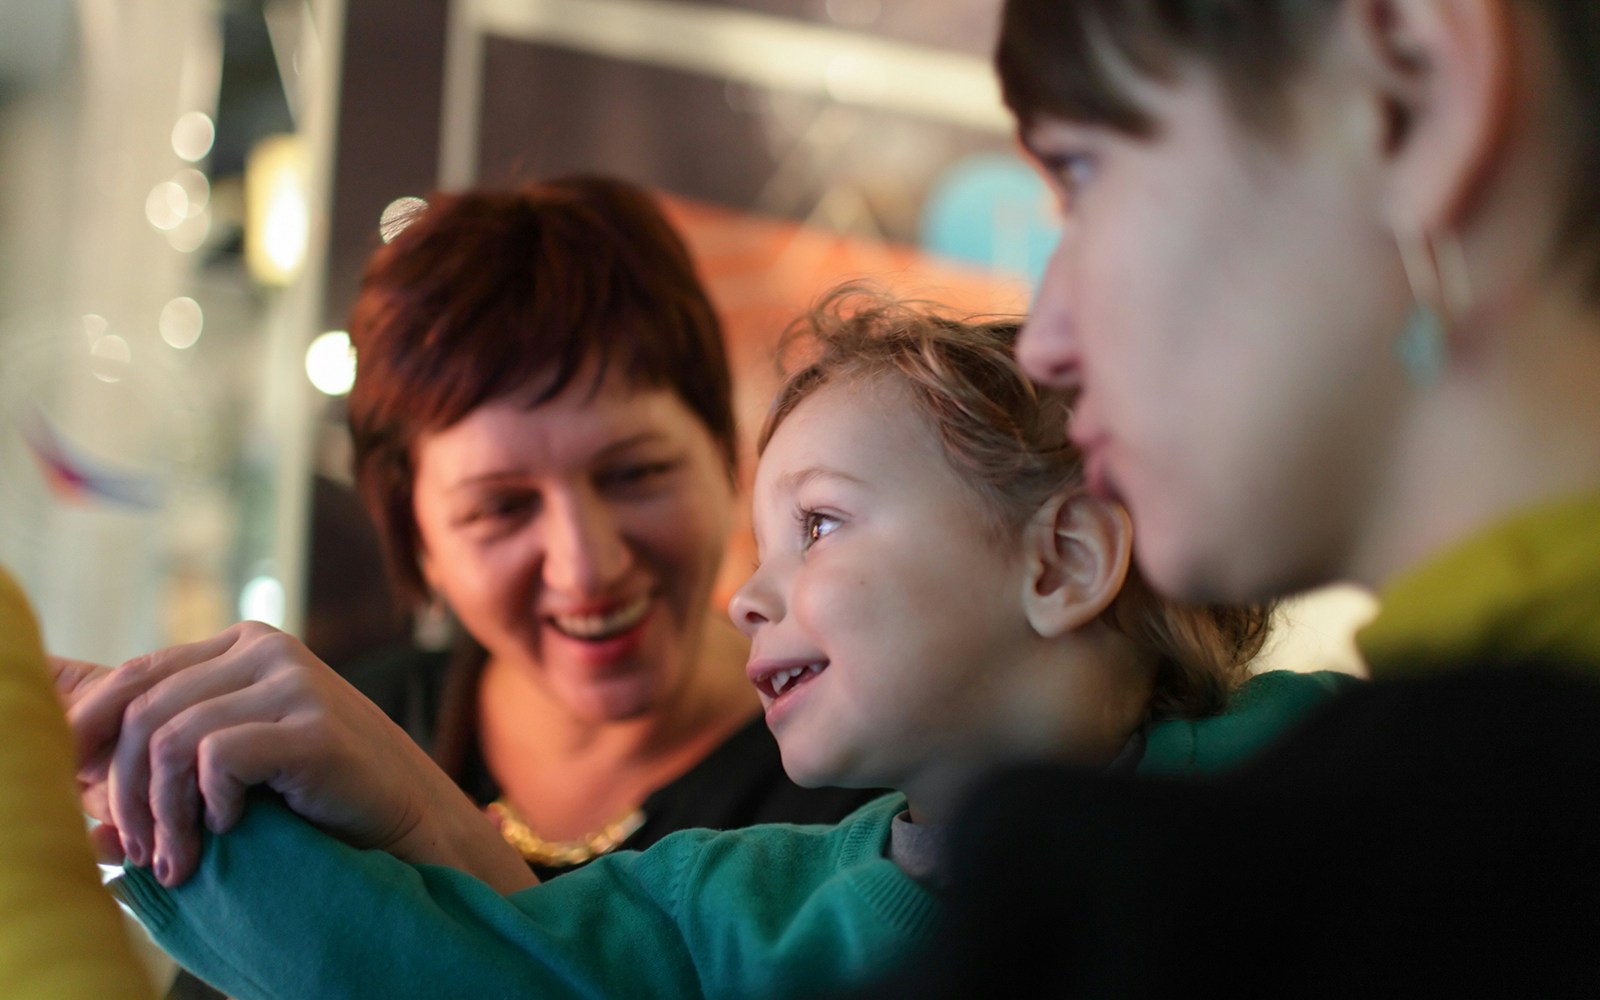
[800,510,840,550]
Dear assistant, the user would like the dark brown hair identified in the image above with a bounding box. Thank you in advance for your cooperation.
[995,1,1600,293]
[347,176,735,608]
[762,286,1272,719]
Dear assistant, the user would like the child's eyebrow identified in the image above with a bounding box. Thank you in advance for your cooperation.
[775,465,868,495]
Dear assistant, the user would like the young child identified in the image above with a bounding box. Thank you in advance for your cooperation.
[108,292,1347,999]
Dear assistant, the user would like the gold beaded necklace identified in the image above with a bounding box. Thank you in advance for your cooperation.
[487,798,646,867]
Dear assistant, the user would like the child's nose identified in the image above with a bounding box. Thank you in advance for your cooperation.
[728,572,776,636]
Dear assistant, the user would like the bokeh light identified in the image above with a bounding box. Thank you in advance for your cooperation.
[379,196,428,243]
[81,314,108,344]
[171,111,216,162]
[239,574,286,628]
[305,330,356,396]
[159,297,204,349]
[166,209,211,253]
[145,181,188,231]
[174,169,210,215]
[89,333,132,383]
[245,134,308,284]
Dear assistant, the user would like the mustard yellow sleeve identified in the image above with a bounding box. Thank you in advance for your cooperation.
[0,567,151,999]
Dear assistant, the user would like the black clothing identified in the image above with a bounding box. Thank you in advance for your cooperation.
[341,640,885,880]
[871,660,1600,998]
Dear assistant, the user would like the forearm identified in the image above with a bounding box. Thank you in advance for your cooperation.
[111,795,690,1000]
[112,798,555,1000]
[389,774,538,894]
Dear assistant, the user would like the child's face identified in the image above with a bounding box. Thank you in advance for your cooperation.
[730,375,1036,796]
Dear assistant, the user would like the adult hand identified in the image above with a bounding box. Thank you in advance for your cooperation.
[54,622,534,893]
[50,656,125,863]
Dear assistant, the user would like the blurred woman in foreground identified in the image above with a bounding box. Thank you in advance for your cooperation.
[901,2,1600,994]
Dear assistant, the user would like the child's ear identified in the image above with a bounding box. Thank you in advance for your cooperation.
[1019,491,1134,638]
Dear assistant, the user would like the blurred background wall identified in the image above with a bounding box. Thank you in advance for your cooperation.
[0,0,1372,672]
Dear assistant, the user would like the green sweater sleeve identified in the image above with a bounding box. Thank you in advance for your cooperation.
[1140,669,1360,775]
[108,671,1352,999]
[111,793,931,1000]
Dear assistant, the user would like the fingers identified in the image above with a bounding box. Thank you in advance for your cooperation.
[49,657,116,820]
[49,656,111,708]
[56,621,371,886]
[104,637,267,870]
[104,624,346,882]
[87,821,126,866]
[195,721,289,836]
[80,781,112,826]
[67,627,246,783]
[93,624,266,868]
[149,699,296,887]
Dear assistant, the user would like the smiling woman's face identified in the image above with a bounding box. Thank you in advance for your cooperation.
[1015,57,1415,603]
[410,365,735,724]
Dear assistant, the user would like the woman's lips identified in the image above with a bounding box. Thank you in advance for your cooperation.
[546,593,652,641]
[1084,449,1115,501]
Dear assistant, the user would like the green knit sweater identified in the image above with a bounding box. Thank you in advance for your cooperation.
[112,669,1351,1000]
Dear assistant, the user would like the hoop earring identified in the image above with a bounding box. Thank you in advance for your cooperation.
[1394,229,1473,387]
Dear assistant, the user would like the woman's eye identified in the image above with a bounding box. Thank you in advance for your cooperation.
[801,510,840,550]
[457,493,537,530]
[598,461,677,493]
[1062,153,1096,188]
[1040,151,1097,212]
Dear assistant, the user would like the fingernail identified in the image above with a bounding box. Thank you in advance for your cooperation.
[154,854,170,885]
[126,841,146,868]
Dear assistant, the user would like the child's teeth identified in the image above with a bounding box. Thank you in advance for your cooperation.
[770,664,822,697]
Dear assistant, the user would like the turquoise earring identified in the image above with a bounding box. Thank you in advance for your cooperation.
[1393,229,1471,389]
[1394,302,1447,386]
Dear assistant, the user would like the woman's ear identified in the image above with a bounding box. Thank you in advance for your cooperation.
[418,547,442,597]
[1347,0,1511,232]
[1019,491,1134,639]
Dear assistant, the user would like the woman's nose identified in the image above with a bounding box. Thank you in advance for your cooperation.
[1015,247,1081,390]
[542,492,631,595]
[728,569,777,637]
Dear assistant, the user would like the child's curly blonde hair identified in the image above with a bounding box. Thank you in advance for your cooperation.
[761,285,1272,720]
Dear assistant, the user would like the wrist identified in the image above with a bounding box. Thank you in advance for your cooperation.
[394,780,538,895]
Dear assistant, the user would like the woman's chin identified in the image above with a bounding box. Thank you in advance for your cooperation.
[552,671,667,724]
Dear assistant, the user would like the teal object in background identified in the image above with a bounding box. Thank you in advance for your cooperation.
[919,152,1059,289]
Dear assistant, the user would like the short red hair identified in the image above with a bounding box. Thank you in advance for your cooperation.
[347,176,735,608]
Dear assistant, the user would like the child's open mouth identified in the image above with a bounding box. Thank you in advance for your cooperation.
[756,661,827,699]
